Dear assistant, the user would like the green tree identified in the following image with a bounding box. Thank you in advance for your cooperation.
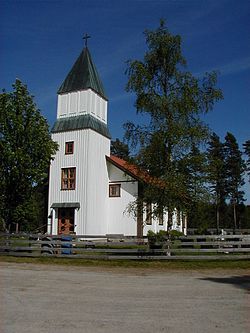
[243,139,250,182]
[176,143,209,230]
[188,201,216,233]
[206,132,227,233]
[224,132,245,230]
[124,20,223,220]
[0,80,58,232]
[111,138,130,160]
[178,143,208,203]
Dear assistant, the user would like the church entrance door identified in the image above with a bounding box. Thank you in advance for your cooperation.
[58,208,75,234]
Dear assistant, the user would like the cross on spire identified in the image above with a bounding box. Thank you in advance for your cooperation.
[83,33,91,47]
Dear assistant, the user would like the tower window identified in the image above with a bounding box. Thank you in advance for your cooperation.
[109,184,121,197]
[65,141,74,155]
[61,168,76,190]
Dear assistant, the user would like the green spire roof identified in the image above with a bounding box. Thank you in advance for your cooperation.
[58,47,107,99]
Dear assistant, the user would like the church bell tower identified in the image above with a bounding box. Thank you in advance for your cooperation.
[48,37,111,235]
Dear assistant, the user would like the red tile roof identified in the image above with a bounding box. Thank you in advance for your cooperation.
[106,155,164,187]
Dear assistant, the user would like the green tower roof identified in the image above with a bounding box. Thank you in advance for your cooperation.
[51,114,111,139]
[57,47,107,99]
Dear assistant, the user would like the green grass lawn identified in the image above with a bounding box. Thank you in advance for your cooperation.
[1,255,250,270]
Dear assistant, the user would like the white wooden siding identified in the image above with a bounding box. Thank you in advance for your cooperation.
[143,207,185,235]
[106,162,186,236]
[57,90,107,123]
[48,128,110,235]
[107,163,138,235]
[84,130,110,234]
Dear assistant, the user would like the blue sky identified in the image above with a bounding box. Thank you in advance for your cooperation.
[1,0,249,202]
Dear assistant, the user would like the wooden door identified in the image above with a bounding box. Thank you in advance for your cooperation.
[58,208,75,234]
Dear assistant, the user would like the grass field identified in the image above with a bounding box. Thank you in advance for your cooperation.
[1,255,250,270]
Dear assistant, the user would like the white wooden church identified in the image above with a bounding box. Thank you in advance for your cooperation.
[47,43,187,237]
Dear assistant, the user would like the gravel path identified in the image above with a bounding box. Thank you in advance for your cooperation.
[1,263,250,333]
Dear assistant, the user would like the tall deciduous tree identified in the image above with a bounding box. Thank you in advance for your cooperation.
[206,132,227,233]
[224,132,245,230]
[0,80,58,232]
[124,20,223,219]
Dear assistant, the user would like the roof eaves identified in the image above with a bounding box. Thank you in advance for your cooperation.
[106,155,166,188]
[106,155,143,182]
[51,114,111,139]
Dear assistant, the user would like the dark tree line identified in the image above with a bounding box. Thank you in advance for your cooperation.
[200,132,247,232]
[244,140,250,182]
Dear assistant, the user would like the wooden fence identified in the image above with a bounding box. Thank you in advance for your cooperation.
[187,228,250,235]
[1,233,250,260]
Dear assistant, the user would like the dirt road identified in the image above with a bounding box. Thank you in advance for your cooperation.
[1,262,250,333]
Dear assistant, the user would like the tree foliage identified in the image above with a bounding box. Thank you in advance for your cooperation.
[205,132,246,231]
[243,139,250,182]
[111,138,130,160]
[124,20,223,216]
[206,132,227,231]
[0,80,58,231]
[188,202,250,232]
[224,132,245,229]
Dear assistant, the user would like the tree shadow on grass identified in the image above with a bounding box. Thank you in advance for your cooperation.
[199,276,250,293]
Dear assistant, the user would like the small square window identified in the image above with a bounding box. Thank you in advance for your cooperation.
[65,141,74,155]
[109,184,121,197]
